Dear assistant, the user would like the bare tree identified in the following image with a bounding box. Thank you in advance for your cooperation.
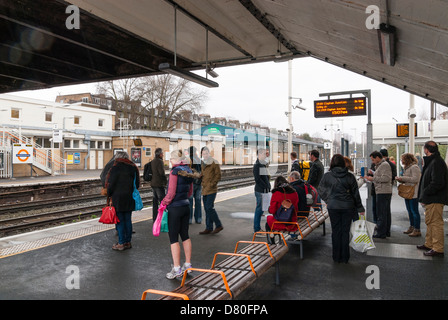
[96,75,207,131]
[138,75,207,131]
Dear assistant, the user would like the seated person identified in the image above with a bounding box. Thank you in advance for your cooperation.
[288,171,310,217]
[266,176,299,232]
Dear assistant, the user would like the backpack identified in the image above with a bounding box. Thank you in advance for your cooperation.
[303,181,318,207]
[386,159,397,184]
[300,160,311,181]
[143,161,152,182]
[274,190,295,222]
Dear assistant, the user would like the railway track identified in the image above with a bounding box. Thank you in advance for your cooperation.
[0,174,281,237]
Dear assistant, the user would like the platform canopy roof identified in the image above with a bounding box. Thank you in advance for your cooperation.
[1,0,447,106]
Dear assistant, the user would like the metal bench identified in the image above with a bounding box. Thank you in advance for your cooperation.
[269,203,329,259]
[141,232,289,301]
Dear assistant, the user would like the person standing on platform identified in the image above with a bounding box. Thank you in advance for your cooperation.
[307,150,324,189]
[318,154,365,263]
[188,146,202,224]
[308,149,324,210]
[290,152,301,175]
[150,148,167,222]
[365,151,392,239]
[199,147,223,235]
[417,141,448,257]
[106,151,140,251]
[395,153,421,237]
[161,150,194,279]
[253,148,271,234]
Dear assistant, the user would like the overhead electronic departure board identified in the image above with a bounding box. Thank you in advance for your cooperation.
[314,97,367,118]
[396,123,417,137]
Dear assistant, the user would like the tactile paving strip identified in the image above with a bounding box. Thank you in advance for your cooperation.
[0,209,151,258]
[366,243,433,260]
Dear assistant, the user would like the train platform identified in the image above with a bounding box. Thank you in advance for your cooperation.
[0,184,447,302]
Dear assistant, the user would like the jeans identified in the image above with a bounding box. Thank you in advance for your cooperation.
[203,193,222,231]
[405,198,420,229]
[189,184,202,223]
[376,193,392,237]
[254,191,264,232]
[152,187,166,221]
[116,211,133,245]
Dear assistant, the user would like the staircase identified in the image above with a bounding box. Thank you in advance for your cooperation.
[0,129,66,177]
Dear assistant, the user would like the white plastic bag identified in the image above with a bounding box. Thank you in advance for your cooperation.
[261,192,272,212]
[350,215,376,253]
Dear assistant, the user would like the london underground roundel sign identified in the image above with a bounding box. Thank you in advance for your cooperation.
[12,144,33,164]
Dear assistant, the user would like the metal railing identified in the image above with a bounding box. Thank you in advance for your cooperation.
[0,129,66,177]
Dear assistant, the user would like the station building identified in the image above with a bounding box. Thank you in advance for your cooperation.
[0,94,323,179]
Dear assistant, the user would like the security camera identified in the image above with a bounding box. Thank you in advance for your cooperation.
[409,108,417,119]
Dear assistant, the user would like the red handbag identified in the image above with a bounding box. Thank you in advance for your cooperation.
[99,198,120,224]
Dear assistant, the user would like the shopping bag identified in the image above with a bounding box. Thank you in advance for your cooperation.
[261,192,272,212]
[350,215,376,253]
[161,210,169,233]
[153,203,166,237]
[99,199,120,224]
[133,174,143,211]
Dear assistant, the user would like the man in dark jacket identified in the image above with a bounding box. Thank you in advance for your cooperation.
[308,150,324,210]
[417,141,448,257]
[307,150,324,189]
[150,148,167,221]
[188,146,202,224]
[290,152,301,175]
[253,148,271,234]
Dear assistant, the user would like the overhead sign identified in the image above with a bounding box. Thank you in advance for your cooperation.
[396,123,417,137]
[12,144,33,164]
[314,97,367,118]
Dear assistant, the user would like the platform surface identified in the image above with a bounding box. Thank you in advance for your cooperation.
[0,185,447,301]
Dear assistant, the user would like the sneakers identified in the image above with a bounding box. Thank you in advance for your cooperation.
[166,266,183,280]
[166,263,193,280]
[181,262,193,274]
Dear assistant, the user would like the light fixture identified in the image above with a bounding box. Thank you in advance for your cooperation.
[206,66,219,78]
[377,23,396,66]
[159,63,219,88]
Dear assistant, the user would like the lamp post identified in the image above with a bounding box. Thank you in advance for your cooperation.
[286,60,306,174]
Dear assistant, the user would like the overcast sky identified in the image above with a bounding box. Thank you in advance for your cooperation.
[10,56,433,143]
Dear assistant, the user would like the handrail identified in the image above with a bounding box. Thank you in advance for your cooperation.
[251,231,287,247]
[271,221,302,238]
[234,241,274,260]
[211,253,257,276]
[141,289,189,300]
[180,268,233,299]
